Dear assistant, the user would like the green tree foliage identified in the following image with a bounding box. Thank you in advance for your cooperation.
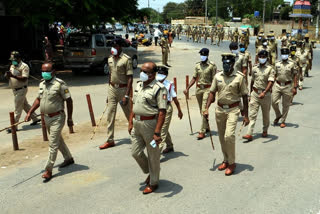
[185,0,204,16]
[138,8,163,23]
[4,0,138,27]
[162,2,186,22]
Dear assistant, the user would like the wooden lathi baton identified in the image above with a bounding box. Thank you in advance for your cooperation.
[206,118,215,151]
[185,94,193,134]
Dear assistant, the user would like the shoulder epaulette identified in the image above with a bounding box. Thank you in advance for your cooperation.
[236,71,245,76]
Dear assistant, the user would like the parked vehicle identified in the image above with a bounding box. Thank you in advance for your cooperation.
[114,23,123,31]
[138,24,148,34]
[105,23,115,33]
[64,32,138,75]
[127,24,135,33]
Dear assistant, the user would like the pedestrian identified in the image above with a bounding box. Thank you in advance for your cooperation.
[5,51,40,133]
[44,36,53,61]
[25,62,74,181]
[154,28,162,46]
[159,33,170,67]
[272,47,298,128]
[203,53,249,176]
[242,50,275,141]
[168,30,173,47]
[129,62,167,194]
[184,48,217,140]
[99,39,133,150]
[156,66,183,154]
[125,34,131,45]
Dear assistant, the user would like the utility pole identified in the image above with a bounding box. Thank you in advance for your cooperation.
[263,0,266,31]
[316,0,320,39]
[216,0,218,26]
[148,0,150,8]
[205,0,208,25]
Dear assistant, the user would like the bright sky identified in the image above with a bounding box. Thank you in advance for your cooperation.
[138,0,295,13]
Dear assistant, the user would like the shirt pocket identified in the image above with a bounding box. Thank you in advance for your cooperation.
[48,86,60,100]
[116,62,127,75]
[144,91,157,108]
[38,89,44,99]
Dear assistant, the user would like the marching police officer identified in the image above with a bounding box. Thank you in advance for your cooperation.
[204,53,249,176]
[184,48,217,140]
[243,50,275,141]
[99,39,133,150]
[230,42,248,79]
[25,63,74,181]
[129,62,167,194]
[272,47,298,128]
[255,38,271,64]
[156,66,183,153]
[268,33,278,66]
[5,51,40,133]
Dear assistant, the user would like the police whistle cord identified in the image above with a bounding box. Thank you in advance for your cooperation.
[185,94,193,134]
[0,114,41,133]
[205,118,215,151]
[90,105,108,140]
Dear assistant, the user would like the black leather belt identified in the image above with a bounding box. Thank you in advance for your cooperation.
[14,86,27,91]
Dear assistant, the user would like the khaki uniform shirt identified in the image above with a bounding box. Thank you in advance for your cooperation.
[245,51,252,63]
[133,80,167,116]
[252,64,276,90]
[296,50,310,65]
[9,61,29,89]
[108,53,133,85]
[235,53,248,73]
[160,38,169,50]
[38,77,71,114]
[256,46,271,58]
[193,61,217,85]
[210,70,248,105]
[269,41,277,55]
[274,60,297,83]
[289,55,301,72]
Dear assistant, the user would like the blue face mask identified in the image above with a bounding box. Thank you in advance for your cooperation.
[240,48,246,53]
[42,72,52,80]
[12,61,18,66]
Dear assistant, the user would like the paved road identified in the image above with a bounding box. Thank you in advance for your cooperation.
[1,35,320,214]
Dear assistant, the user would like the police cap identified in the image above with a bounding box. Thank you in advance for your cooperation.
[221,53,236,63]
[9,51,21,61]
[258,50,268,57]
[199,48,209,56]
[157,66,169,75]
[280,47,290,54]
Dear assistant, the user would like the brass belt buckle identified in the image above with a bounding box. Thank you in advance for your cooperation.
[280,83,285,86]
[114,84,119,88]
[223,105,229,109]
[135,115,141,121]
[200,85,204,89]
[258,89,263,93]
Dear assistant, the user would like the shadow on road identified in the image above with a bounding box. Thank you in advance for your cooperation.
[160,151,189,163]
[291,101,304,106]
[157,180,183,198]
[54,163,89,179]
[233,163,254,175]
[261,134,279,143]
[115,138,131,146]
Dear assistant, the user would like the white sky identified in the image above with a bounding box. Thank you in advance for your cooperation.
[138,0,295,12]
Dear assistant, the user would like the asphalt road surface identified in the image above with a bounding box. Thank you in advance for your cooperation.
[1,34,320,214]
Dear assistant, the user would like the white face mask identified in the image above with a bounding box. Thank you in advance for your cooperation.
[281,55,289,60]
[140,72,149,82]
[258,37,262,40]
[271,37,275,40]
[156,74,167,81]
[200,55,208,62]
[263,42,268,46]
[259,58,267,64]
[231,49,239,55]
[111,47,118,56]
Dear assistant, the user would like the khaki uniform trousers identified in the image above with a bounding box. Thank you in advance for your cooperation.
[44,112,72,171]
[299,64,308,88]
[162,49,169,65]
[195,88,210,133]
[246,91,271,135]
[131,118,160,186]
[215,106,240,165]
[159,103,173,151]
[13,87,38,124]
[271,53,276,66]
[272,83,293,123]
[106,85,131,142]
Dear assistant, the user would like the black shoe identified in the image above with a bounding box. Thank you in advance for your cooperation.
[162,147,174,154]
[58,158,74,168]
[165,64,171,67]
[30,119,41,126]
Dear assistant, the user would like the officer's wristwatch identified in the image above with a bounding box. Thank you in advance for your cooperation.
[154,132,161,137]
[125,95,129,99]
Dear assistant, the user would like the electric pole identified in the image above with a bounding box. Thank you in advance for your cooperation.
[316,0,320,39]
[263,0,266,31]
[216,0,218,26]
[205,0,208,25]
[148,0,150,8]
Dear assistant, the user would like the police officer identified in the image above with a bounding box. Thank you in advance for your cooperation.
[129,62,167,194]
[243,50,275,141]
[99,39,133,150]
[268,33,278,66]
[232,27,239,43]
[5,51,40,133]
[230,42,248,78]
[296,42,311,90]
[272,47,298,128]
[204,53,249,176]
[255,31,264,51]
[241,43,253,78]
[281,36,289,48]
[156,66,183,154]
[184,48,217,140]
[203,27,208,44]
[304,34,313,76]
[160,33,170,67]
[255,39,271,64]
[289,45,301,104]
[217,27,224,46]
[210,27,216,45]
[25,63,74,181]
[187,25,192,42]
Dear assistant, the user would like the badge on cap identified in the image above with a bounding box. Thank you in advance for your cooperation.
[64,89,69,94]
[163,94,167,100]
